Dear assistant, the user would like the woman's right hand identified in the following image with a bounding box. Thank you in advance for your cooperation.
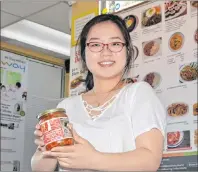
[34,124,45,151]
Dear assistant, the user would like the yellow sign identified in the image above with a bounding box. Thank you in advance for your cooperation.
[71,1,99,47]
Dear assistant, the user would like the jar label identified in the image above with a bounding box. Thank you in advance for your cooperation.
[40,117,72,145]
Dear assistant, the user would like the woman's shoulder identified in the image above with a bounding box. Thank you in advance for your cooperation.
[126,81,153,94]
[122,81,157,103]
[57,95,80,109]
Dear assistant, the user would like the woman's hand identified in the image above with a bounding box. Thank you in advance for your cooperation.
[34,124,45,151]
[42,125,100,170]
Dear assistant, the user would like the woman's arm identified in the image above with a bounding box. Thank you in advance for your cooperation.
[93,129,164,171]
[31,148,58,172]
[43,126,164,171]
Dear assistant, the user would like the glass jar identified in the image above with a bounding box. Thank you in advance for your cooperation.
[37,108,74,151]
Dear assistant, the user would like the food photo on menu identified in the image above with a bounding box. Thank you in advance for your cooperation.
[141,5,162,27]
[167,130,191,151]
[167,102,188,118]
[142,37,162,60]
[179,62,198,83]
[124,14,139,33]
[165,1,187,21]
[70,75,85,90]
[190,1,198,13]
[193,103,198,116]
[143,72,161,89]
[168,32,185,52]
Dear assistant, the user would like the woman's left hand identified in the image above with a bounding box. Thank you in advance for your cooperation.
[42,125,100,169]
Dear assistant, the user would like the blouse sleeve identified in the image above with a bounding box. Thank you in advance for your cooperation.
[56,99,67,109]
[130,82,167,139]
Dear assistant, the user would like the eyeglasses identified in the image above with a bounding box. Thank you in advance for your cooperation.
[86,42,126,52]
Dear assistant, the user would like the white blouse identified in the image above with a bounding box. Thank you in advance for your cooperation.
[57,81,167,171]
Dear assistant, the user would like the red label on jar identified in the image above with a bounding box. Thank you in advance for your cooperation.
[40,117,72,145]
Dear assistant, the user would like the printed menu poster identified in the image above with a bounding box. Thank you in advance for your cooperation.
[0,50,28,171]
[68,0,197,170]
[118,0,198,171]
[69,46,87,96]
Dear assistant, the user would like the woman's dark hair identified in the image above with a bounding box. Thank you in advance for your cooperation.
[77,14,134,91]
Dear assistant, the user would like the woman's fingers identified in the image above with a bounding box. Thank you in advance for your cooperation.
[34,124,45,149]
[43,151,73,158]
[35,124,40,130]
[51,146,75,153]
[58,159,71,169]
[37,146,45,152]
[34,138,44,147]
[58,157,72,164]
[34,129,43,137]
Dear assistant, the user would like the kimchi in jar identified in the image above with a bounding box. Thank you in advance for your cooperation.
[37,108,74,151]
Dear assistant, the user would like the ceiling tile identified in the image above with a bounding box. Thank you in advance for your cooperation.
[1,1,61,17]
[1,11,21,28]
[27,2,71,34]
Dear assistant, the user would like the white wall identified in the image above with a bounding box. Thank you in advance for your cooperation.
[23,58,64,171]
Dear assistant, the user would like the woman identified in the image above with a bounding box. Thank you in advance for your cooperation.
[31,14,166,172]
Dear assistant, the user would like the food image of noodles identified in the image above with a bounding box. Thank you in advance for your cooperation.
[194,129,198,146]
[167,103,188,117]
[193,103,198,116]
[169,32,184,51]
[180,62,198,82]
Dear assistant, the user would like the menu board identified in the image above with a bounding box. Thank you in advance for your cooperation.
[68,1,197,170]
[117,0,198,171]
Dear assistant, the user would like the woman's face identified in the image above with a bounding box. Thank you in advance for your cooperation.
[85,21,127,80]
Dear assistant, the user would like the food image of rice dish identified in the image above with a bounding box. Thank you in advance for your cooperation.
[143,39,160,57]
[180,62,198,82]
[124,15,138,32]
[142,6,161,27]
[167,103,188,117]
[143,72,161,89]
[165,1,187,21]
[169,32,184,51]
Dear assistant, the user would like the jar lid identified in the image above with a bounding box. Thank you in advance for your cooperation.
[37,108,66,119]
